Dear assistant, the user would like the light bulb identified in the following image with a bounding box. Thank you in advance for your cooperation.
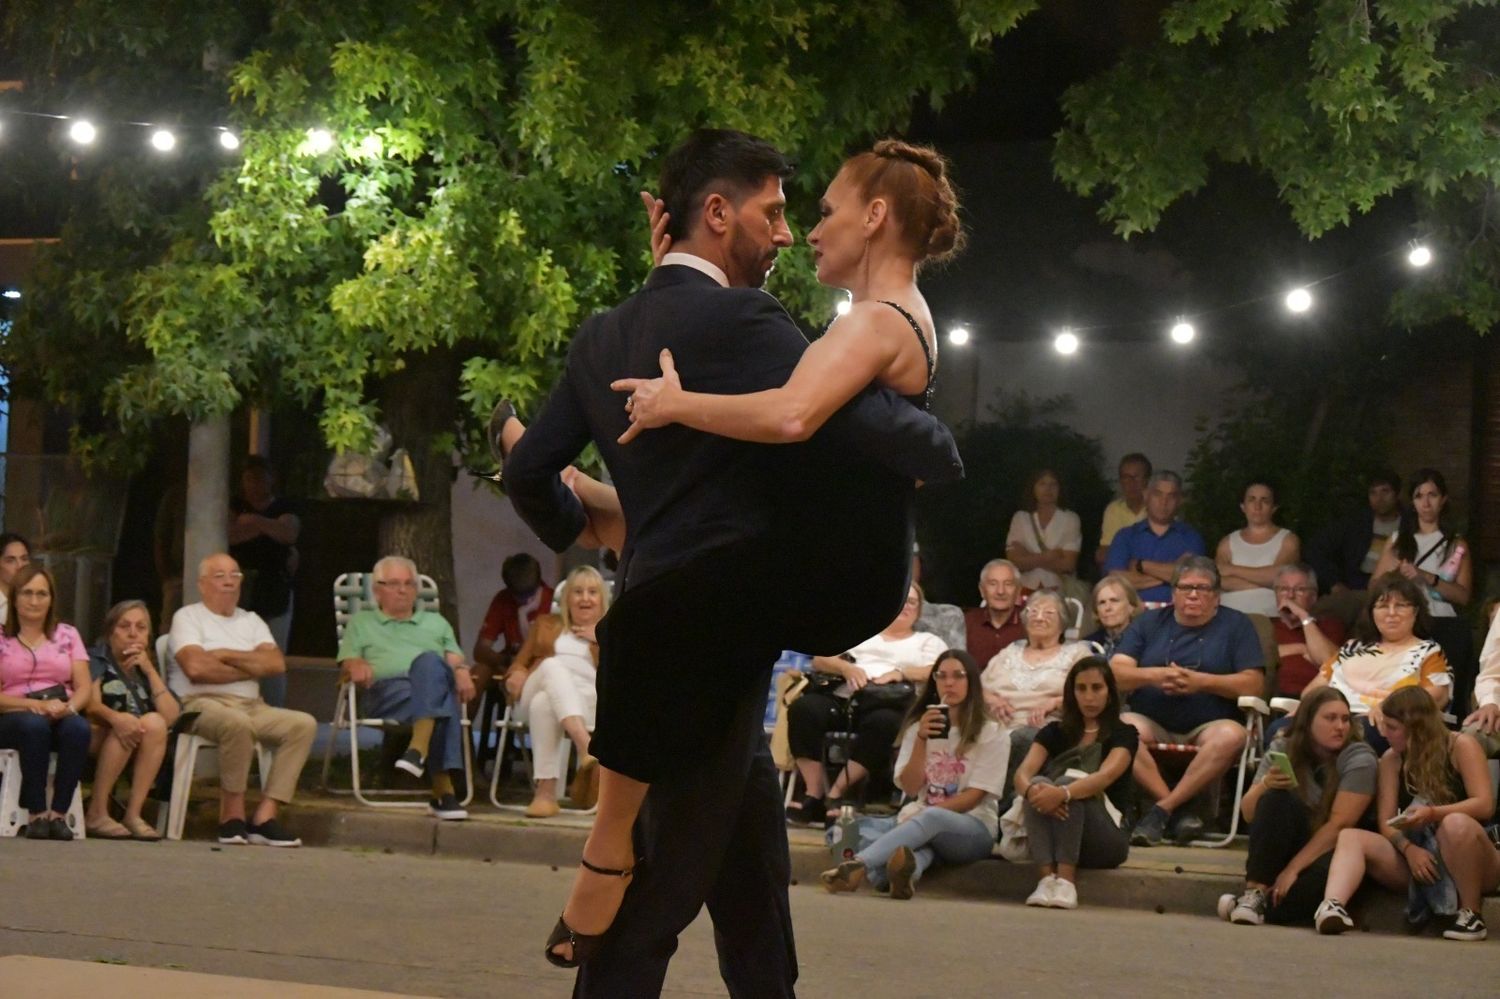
[948,326,970,347]
[1407,244,1432,268]
[1054,330,1079,355]
[150,129,176,152]
[1170,321,1196,344]
[68,120,97,145]
[1284,287,1313,313]
[218,130,240,151]
[306,128,334,154]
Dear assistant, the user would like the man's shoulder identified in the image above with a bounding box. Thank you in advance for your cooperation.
[1209,605,1256,633]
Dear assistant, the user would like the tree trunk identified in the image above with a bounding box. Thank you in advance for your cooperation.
[377,349,461,632]
[182,414,230,586]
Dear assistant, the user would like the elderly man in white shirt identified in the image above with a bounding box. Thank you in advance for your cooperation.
[1463,605,1500,758]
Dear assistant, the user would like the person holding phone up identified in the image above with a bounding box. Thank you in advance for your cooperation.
[819,650,1007,900]
[1217,687,1376,926]
[1317,686,1498,941]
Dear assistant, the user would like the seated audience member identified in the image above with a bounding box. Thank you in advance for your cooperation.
[1095,453,1151,569]
[0,565,91,840]
[1297,573,1450,755]
[1216,480,1300,616]
[1015,656,1137,909]
[1307,470,1401,597]
[0,531,32,623]
[981,590,1091,770]
[1111,557,1265,846]
[1267,564,1344,697]
[1006,469,1082,592]
[1084,575,1142,659]
[1317,687,1498,941]
[504,565,609,817]
[1103,470,1205,605]
[1217,688,1375,926]
[472,553,553,707]
[169,553,317,847]
[787,583,948,825]
[84,600,180,840]
[1461,603,1500,758]
[1371,468,1475,712]
[820,650,1006,900]
[337,556,475,821]
[964,559,1024,666]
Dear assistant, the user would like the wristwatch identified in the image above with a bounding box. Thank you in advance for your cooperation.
[1300,617,1315,628]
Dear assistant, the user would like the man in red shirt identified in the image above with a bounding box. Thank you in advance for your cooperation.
[1269,563,1344,696]
[964,559,1025,667]
[472,553,554,694]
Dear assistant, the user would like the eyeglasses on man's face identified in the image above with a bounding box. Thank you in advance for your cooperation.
[1174,583,1216,595]
[209,571,243,582]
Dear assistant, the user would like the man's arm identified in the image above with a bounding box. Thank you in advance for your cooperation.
[505,348,593,552]
[217,643,286,678]
[175,644,255,684]
[1109,652,1171,694]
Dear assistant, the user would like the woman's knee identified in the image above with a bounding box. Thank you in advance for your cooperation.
[140,712,169,738]
[1436,811,1481,844]
[56,713,92,747]
[2,712,52,747]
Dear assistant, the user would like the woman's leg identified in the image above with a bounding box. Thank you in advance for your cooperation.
[1074,798,1131,871]
[550,768,648,960]
[0,712,54,814]
[787,692,841,801]
[527,690,562,803]
[48,713,93,816]
[1244,789,1312,890]
[538,658,596,758]
[840,705,903,797]
[1324,828,1409,903]
[124,713,169,821]
[1435,812,1500,911]
[856,808,990,883]
[87,725,133,822]
[1122,714,1171,803]
[1023,777,1086,875]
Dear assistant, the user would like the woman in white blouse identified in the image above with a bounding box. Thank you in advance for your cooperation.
[1006,469,1082,592]
[1217,480,1300,616]
[982,590,1092,732]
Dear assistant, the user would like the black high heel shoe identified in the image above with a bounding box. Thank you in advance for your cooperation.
[544,856,635,969]
[465,399,518,485]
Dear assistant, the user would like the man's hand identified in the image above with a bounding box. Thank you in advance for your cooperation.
[844,665,870,692]
[1463,702,1500,734]
[640,191,672,265]
[454,667,476,705]
[1160,664,1201,696]
[613,349,682,444]
[343,659,375,689]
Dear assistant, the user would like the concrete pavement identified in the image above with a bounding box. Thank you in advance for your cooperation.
[1,840,1496,998]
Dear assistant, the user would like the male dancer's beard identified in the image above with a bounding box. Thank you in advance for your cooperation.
[730,229,777,289]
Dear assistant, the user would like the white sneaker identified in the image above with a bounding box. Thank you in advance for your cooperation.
[1217,893,1236,921]
[1443,908,1487,941]
[1025,875,1057,907]
[1048,878,1078,909]
[1227,887,1267,925]
[1314,898,1353,935]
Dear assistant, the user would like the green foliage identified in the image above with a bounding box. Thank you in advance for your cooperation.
[1054,0,1500,332]
[915,394,1112,606]
[2,0,1039,469]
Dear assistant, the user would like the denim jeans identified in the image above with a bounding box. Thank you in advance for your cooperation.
[852,806,994,889]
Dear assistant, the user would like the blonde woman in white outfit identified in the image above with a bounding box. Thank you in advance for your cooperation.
[505,565,610,817]
[1218,481,1299,616]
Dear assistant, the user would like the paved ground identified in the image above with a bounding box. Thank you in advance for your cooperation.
[1,839,1496,998]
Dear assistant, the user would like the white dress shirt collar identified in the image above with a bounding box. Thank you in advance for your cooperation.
[660,252,728,288]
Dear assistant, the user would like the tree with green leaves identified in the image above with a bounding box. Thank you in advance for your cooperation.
[2,0,1040,615]
[1053,0,1500,333]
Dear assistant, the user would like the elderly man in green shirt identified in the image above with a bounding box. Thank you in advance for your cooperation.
[338,555,476,819]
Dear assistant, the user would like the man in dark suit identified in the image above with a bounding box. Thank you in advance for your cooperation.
[504,128,960,998]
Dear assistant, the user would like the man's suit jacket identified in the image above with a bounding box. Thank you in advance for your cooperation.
[505,265,961,619]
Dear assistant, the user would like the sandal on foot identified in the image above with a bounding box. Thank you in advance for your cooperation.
[85,816,133,840]
[568,757,600,810]
[122,815,161,841]
[544,856,635,969]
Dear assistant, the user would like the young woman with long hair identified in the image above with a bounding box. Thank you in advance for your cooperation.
[819,649,1007,900]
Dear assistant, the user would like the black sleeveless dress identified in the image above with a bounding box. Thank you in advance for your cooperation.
[589,301,941,783]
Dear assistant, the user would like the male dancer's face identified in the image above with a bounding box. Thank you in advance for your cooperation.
[722,176,793,289]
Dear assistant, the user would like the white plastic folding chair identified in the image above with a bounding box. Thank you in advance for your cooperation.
[318,571,474,807]
[0,749,87,838]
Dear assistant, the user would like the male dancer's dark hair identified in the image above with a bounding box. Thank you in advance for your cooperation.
[659,128,795,242]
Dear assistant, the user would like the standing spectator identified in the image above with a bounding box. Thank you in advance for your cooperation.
[1216,687,1375,926]
[505,565,610,817]
[1317,687,1498,940]
[1268,564,1344,698]
[787,584,948,824]
[1006,469,1082,592]
[1462,603,1500,758]
[1110,557,1265,846]
[228,456,300,707]
[1084,575,1143,660]
[1103,471,1205,605]
[1217,480,1300,616]
[819,650,1007,899]
[1014,656,1137,909]
[964,559,1025,667]
[0,531,32,624]
[168,553,317,847]
[0,565,92,840]
[1371,468,1475,713]
[337,556,476,821]
[1095,453,1151,569]
[84,600,179,840]
[472,553,554,707]
[1298,573,1451,754]
[1307,470,1402,598]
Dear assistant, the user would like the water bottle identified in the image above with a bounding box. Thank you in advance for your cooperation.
[1435,542,1466,582]
[828,804,860,864]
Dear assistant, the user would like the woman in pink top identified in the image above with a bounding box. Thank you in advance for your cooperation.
[0,564,92,840]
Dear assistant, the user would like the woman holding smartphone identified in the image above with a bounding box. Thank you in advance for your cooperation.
[819,650,1006,900]
[1217,687,1375,925]
[1316,686,1497,940]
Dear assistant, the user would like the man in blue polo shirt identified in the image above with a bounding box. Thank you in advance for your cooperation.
[338,555,476,820]
[1104,470,1205,604]
[1109,556,1264,846]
